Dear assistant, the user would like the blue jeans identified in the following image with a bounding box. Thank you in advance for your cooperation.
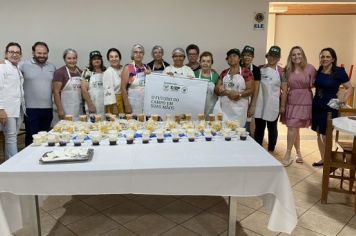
[1,117,22,160]
[24,108,53,146]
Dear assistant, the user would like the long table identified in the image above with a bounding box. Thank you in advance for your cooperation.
[0,136,297,235]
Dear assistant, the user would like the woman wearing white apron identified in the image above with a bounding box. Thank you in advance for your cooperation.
[121,44,150,114]
[254,46,287,152]
[81,51,105,117]
[194,51,219,119]
[147,45,170,73]
[53,48,83,123]
[215,48,254,126]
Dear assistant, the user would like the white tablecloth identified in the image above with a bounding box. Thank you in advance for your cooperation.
[333,117,356,136]
[0,137,297,234]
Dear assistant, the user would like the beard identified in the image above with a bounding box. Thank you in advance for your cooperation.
[34,56,48,64]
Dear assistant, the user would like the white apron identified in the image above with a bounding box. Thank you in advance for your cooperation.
[128,65,146,114]
[86,73,104,116]
[220,70,248,126]
[199,70,218,118]
[53,67,83,122]
[254,66,281,121]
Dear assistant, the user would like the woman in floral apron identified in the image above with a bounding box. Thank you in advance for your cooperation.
[121,44,150,114]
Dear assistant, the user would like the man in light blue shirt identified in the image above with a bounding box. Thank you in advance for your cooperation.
[20,42,56,146]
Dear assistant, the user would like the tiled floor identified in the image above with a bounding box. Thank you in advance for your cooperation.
[1,124,356,236]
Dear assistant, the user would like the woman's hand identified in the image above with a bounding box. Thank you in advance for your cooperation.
[144,68,151,75]
[88,104,96,113]
[166,72,174,77]
[58,108,65,120]
[112,105,119,115]
[280,106,286,114]
[124,104,132,114]
[0,109,8,125]
[247,105,255,117]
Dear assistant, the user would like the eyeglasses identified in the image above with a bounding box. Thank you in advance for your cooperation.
[7,51,21,55]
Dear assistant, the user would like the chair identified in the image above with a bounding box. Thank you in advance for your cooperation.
[321,112,356,213]
[335,108,356,190]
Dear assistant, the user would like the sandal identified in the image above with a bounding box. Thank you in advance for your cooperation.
[295,155,303,164]
[282,158,293,167]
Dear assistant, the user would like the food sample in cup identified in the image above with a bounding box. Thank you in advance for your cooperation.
[152,114,160,122]
[74,132,85,146]
[209,114,215,122]
[197,113,205,121]
[108,130,117,145]
[171,129,179,143]
[94,115,102,122]
[175,114,181,123]
[156,129,164,143]
[165,114,173,121]
[217,113,223,121]
[47,134,56,146]
[32,134,42,146]
[126,132,134,144]
[79,115,87,122]
[126,114,133,120]
[204,128,212,141]
[138,113,145,122]
[223,128,232,141]
[187,128,195,142]
[91,132,102,146]
[185,114,192,121]
[240,131,249,141]
[142,130,150,144]
[65,115,73,121]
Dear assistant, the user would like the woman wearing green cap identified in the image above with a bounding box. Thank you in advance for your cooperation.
[81,50,106,117]
[254,46,287,154]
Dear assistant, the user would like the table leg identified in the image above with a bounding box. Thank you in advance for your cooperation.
[19,195,41,236]
[228,196,237,236]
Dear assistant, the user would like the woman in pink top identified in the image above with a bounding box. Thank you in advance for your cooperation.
[281,46,316,166]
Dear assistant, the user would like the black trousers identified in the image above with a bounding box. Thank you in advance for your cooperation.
[254,117,278,151]
[24,108,53,146]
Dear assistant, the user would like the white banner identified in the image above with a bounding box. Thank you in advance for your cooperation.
[143,73,208,118]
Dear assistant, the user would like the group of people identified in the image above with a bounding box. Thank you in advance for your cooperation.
[0,41,353,168]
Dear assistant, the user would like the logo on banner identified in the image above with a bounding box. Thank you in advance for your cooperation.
[163,82,188,94]
[253,12,265,30]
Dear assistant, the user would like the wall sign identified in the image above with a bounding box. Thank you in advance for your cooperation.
[253,12,265,30]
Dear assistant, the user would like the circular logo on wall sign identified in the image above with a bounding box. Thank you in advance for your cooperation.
[255,13,264,23]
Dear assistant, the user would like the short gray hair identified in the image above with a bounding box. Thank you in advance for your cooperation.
[151,45,164,57]
[63,48,78,60]
[131,44,145,60]
[172,47,185,57]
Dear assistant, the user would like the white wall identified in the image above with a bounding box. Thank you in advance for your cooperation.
[275,15,356,83]
[0,0,270,72]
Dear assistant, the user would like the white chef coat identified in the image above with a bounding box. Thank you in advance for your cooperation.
[163,65,195,78]
[0,60,25,117]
